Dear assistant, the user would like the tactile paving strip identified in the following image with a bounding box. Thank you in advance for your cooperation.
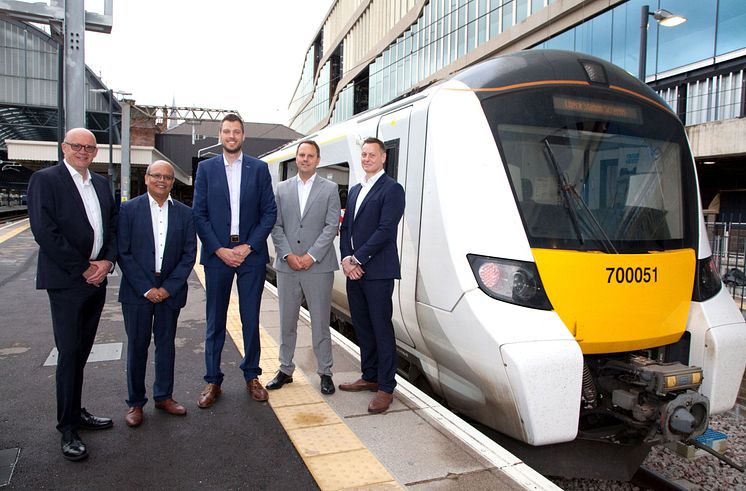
[193,254,402,491]
[0,221,29,244]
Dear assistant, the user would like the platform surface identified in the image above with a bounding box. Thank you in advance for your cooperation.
[0,220,556,490]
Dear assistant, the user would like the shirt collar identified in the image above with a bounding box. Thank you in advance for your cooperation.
[63,159,90,183]
[223,153,243,167]
[363,169,385,186]
[147,192,173,208]
[298,173,316,185]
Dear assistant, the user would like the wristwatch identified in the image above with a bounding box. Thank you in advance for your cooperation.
[349,256,359,266]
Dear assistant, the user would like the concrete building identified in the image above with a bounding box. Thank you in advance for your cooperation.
[288,0,746,212]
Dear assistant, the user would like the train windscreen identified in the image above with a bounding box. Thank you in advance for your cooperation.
[482,88,698,253]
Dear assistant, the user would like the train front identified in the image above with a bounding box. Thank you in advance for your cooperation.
[427,50,746,449]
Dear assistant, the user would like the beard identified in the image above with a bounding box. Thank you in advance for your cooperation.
[222,140,242,154]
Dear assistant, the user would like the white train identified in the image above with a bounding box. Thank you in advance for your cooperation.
[262,50,746,466]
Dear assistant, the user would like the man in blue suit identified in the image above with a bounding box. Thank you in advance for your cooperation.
[28,128,117,461]
[338,137,405,414]
[117,160,196,427]
[192,114,277,407]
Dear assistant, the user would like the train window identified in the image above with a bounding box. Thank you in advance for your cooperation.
[383,139,399,180]
[320,162,350,210]
[280,159,297,181]
[481,87,698,252]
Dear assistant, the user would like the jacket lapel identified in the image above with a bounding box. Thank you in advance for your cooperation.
[354,176,386,222]
[139,195,155,255]
[58,163,90,222]
[239,155,252,207]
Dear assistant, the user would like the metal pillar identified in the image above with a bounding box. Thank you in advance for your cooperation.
[64,0,86,131]
[120,100,131,201]
[638,5,649,81]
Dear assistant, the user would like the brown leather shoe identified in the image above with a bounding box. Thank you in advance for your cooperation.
[247,379,268,402]
[339,378,378,392]
[155,398,187,416]
[125,406,143,427]
[368,391,394,414]
[197,383,221,409]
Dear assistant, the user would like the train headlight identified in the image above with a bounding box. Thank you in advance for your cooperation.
[467,254,553,310]
[692,256,722,302]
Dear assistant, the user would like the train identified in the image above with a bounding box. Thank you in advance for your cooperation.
[262,50,746,475]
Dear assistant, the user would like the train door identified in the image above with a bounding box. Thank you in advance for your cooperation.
[377,108,416,348]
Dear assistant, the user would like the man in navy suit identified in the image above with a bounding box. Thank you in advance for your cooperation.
[338,137,405,414]
[192,114,277,407]
[28,128,117,461]
[117,160,196,427]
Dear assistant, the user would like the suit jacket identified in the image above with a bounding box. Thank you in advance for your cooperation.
[340,173,405,280]
[192,154,277,268]
[28,162,118,290]
[117,194,197,309]
[271,175,340,274]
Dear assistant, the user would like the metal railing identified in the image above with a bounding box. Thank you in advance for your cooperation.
[707,215,746,311]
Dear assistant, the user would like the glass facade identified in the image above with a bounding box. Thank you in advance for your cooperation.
[535,0,746,78]
[0,19,58,107]
[292,0,746,133]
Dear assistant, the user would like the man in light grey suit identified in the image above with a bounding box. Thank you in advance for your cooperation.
[268,140,341,395]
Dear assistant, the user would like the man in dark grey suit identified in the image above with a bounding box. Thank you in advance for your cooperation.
[268,140,341,394]
[28,128,117,461]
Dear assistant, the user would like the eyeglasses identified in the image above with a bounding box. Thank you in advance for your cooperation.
[147,173,175,182]
[64,142,97,153]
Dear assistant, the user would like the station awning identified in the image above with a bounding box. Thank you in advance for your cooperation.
[5,139,191,185]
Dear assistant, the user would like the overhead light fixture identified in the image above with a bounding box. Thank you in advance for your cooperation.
[653,9,687,28]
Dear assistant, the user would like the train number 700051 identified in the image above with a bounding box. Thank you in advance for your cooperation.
[606,267,658,284]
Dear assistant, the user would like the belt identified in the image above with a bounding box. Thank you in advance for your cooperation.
[230,235,240,243]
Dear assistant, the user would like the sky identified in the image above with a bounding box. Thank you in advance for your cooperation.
[83,0,334,125]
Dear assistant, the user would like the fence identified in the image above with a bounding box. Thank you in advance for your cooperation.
[708,215,746,311]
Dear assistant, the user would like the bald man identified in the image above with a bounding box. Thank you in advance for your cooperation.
[28,128,118,461]
[117,161,196,427]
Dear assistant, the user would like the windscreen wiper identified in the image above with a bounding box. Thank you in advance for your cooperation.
[543,138,617,253]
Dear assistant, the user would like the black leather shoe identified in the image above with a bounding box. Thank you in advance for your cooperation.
[61,430,88,461]
[265,371,293,390]
[320,375,335,395]
[79,408,113,430]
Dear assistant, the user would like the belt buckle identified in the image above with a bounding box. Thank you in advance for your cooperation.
[230,235,240,243]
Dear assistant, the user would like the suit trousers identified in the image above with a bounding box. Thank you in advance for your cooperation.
[277,270,334,376]
[346,278,397,393]
[203,262,265,384]
[122,302,180,407]
[47,284,106,432]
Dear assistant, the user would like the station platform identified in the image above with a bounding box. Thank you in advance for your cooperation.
[0,219,557,490]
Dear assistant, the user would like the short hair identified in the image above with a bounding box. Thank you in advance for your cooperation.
[221,113,244,133]
[362,137,385,153]
[296,140,320,158]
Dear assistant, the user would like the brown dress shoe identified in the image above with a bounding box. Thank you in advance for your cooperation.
[368,391,394,414]
[125,406,143,427]
[247,379,268,402]
[339,378,378,392]
[155,398,187,416]
[197,383,221,409]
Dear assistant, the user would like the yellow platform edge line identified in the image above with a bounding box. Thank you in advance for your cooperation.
[191,254,402,491]
[0,221,30,244]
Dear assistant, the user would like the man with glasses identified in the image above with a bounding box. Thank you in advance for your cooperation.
[28,128,118,461]
[192,114,277,407]
[117,160,196,427]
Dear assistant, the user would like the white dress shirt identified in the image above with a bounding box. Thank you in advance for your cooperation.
[148,193,173,274]
[297,173,316,217]
[350,168,385,254]
[354,169,385,218]
[295,173,317,262]
[64,160,104,260]
[224,153,243,236]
